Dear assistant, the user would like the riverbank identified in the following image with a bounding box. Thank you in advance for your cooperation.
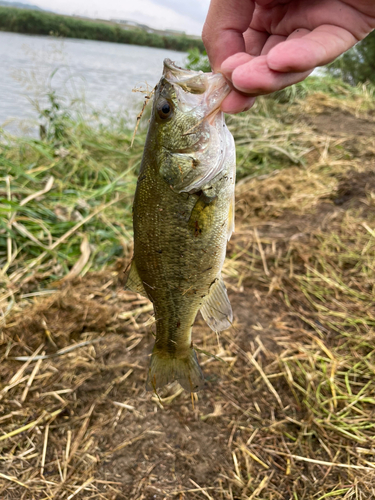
[1,76,375,498]
[0,6,204,52]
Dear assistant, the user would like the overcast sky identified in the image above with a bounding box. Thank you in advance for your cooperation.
[22,0,210,35]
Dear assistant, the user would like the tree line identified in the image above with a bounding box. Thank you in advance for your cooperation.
[0,7,205,52]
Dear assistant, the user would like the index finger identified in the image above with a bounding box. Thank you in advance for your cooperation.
[202,0,255,71]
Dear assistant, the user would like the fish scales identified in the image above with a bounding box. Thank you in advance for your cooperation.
[126,59,236,392]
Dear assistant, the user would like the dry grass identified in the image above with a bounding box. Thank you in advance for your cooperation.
[1,79,375,499]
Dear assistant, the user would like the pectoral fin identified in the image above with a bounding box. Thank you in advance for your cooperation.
[200,276,233,332]
[188,191,217,238]
[124,260,147,297]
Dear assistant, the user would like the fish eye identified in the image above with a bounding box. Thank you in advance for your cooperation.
[157,99,173,120]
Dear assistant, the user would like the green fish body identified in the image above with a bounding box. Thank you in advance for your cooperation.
[126,60,236,392]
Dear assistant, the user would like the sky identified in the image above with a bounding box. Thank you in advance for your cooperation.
[20,0,211,35]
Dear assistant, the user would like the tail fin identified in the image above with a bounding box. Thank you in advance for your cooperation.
[146,348,204,393]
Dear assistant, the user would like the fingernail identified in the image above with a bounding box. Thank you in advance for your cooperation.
[243,98,256,112]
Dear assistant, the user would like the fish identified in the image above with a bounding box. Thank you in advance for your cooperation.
[125,59,236,392]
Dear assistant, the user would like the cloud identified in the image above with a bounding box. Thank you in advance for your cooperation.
[148,0,209,23]
[21,0,208,35]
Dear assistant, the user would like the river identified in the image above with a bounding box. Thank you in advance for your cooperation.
[0,31,187,134]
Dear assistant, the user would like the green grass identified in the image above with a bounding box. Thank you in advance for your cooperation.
[0,98,145,292]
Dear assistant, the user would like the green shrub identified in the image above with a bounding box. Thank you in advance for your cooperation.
[185,48,211,72]
[328,30,375,84]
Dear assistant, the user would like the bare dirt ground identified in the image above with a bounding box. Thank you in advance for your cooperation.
[1,102,375,499]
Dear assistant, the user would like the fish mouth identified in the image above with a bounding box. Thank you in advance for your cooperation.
[163,59,207,93]
[162,59,230,115]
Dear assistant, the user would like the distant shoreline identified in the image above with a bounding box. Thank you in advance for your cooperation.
[0,6,205,52]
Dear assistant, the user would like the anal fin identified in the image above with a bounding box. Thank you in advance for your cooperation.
[124,260,147,297]
[200,275,233,332]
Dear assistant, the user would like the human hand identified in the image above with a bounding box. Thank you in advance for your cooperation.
[202,0,375,113]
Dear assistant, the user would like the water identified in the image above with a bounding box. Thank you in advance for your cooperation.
[0,31,187,134]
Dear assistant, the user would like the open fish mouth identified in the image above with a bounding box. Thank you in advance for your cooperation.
[150,59,235,196]
[162,59,231,116]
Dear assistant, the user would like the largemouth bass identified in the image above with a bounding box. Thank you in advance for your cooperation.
[126,59,236,392]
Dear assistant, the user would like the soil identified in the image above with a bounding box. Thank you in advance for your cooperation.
[305,108,375,138]
[332,168,375,207]
[1,105,375,499]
